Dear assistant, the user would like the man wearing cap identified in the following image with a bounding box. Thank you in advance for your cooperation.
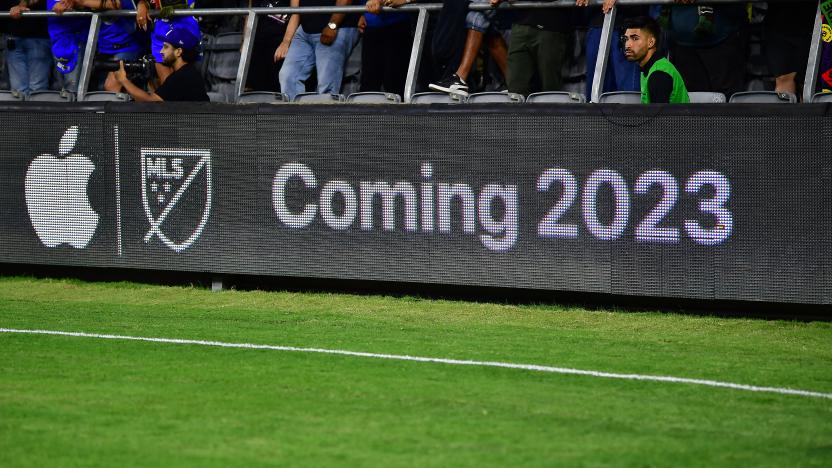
[114,27,209,101]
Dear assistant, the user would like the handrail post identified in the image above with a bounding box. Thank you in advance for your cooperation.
[76,13,101,101]
[236,9,258,101]
[404,7,429,103]
[803,1,823,103]
[591,5,617,103]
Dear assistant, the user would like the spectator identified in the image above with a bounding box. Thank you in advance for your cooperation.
[623,15,688,104]
[5,0,53,97]
[46,0,91,92]
[136,0,201,85]
[115,27,209,101]
[763,1,816,98]
[276,0,361,100]
[362,0,411,97]
[576,0,648,100]
[427,0,507,97]
[662,2,747,98]
[493,0,572,96]
[245,0,289,92]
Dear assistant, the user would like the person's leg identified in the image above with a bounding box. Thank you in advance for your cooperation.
[314,27,359,95]
[360,25,385,92]
[25,37,53,94]
[485,31,508,78]
[6,37,30,95]
[279,27,317,100]
[380,20,412,97]
[506,23,535,95]
[456,29,485,81]
[536,30,567,92]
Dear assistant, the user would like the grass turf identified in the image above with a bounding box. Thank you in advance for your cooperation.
[0,276,830,466]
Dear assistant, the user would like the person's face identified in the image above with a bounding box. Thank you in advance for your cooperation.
[160,42,180,67]
[623,28,655,64]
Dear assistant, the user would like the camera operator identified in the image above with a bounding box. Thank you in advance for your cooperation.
[114,27,208,101]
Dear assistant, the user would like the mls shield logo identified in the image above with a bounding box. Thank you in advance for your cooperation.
[141,148,212,253]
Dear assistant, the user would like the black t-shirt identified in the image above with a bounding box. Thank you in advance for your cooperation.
[299,0,360,34]
[252,0,289,42]
[156,63,210,102]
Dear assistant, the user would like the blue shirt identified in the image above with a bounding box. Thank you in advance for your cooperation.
[97,0,147,54]
[363,12,409,29]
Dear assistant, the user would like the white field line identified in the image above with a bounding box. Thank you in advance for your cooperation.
[2,327,831,401]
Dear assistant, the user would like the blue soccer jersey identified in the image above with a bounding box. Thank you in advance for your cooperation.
[97,0,148,55]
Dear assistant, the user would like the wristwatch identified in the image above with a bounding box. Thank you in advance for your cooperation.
[327,22,338,30]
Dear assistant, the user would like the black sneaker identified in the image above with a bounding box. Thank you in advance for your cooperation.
[429,73,469,97]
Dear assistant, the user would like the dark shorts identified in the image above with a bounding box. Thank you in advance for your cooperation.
[764,3,816,77]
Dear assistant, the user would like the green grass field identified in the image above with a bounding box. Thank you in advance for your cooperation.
[0,276,830,466]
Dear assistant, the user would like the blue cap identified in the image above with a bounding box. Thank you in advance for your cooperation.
[163,27,200,50]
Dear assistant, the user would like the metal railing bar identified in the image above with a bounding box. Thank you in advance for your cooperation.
[76,13,100,102]
[403,7,428,103]
[235,10,258,100]
[591,5,616,103]
[804,4,823,103]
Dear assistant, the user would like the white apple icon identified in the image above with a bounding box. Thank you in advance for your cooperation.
[25,126,100,248]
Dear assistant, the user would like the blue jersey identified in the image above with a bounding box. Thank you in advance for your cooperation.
[98,0,148,55]
[45,0,90,73]
[151,0,199,62]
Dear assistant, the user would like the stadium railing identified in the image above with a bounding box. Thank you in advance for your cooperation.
[0,0,823,103]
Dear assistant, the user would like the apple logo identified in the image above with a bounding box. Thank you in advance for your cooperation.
[24,126,100,248]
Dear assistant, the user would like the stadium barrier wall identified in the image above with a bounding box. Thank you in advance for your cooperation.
[1,102,830,304]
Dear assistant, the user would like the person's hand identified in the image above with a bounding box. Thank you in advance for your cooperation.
[489,0,502,7]
[114,61,128,84]
[136,0,150,31]
[358,15,366,34]
[321,26,337,46]
[53,0,73,15]
[382,0,407,9]
[10,2,29,19]
[575,0,589,7]
[274,41,290,62]
[602,0,616,13]
[366,0,381,14]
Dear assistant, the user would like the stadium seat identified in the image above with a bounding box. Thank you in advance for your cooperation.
[0,90,23,101]
[207,91,229,103]
[293,93,345,103]
[347,92,402,104]
[27,90,75,102]
[598,91,641,104]
[237,91,290,104]
[409,92,463,104]
[82,91,131,102]
[526,92,586,104]
[688,92,727,103]
[812,92,832,103]
[466,92,525,104]
[729,91,797,104]
[206,32,241,101]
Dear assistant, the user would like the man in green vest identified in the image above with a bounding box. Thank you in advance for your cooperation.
[622,16,689,104]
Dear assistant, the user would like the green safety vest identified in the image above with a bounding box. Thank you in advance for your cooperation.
[640,57,690,104]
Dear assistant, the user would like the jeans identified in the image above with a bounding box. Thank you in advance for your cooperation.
[278,25,359,100]
[585,26,640,99]
[6,36,52,96]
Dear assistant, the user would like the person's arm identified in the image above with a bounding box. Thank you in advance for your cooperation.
[70,0,120,10]
[274,0,300,61]
[320,0,352,46]
[136,0,149,30]
[115,61,164,101]
[647,71,673,104]
[10,0,30,19]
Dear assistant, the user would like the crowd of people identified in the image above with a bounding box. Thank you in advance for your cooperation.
[0,0,822,102]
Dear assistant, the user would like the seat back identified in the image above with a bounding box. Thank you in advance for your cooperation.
[598,91,641,104]
[466,92,525,104]
[27,90,76,102]
[82,91,131,102]
[812,92,832,103]
[0,90,24,101]
[526,92,586,104]
[237,91,290,104]
[409,92,463,104]
[729,91,797,104]
[293,93,345,103]
[347,92,402,104]
[688,92,727,103]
